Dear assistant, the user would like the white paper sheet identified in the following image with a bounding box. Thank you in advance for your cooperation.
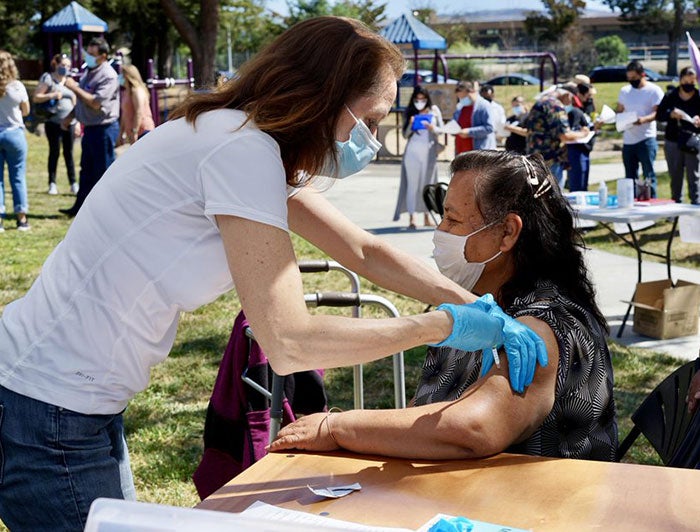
[308,483,362,498]
[598,104,616,124]
[616,111,638,132]
[433,120,462,135]
[673,107,697,124]
[566,130,595,144]
[242,501,414,531]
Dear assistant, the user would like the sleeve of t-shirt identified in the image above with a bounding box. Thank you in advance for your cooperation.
[198,130,289,232]
[652,85,664,106]
[14,81,28,103]
[38,72,52,87]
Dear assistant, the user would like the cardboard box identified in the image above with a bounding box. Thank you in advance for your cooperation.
[627,279,700,339]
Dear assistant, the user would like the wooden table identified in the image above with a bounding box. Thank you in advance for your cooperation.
[197,451,699,531]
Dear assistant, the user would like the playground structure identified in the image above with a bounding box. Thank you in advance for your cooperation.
[145,59,195,126]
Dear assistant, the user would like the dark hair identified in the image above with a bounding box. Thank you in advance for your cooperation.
[450,150,607,332]
[626,60,644,75]
[480,84,494,96]
[402,85,433,135]
[170,16,404,186]
[577,83,590,96]
[88,37,110,56]
[680,66,697,79]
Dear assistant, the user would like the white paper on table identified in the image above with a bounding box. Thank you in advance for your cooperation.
[673,107,697,124]
[616,111,638,132]
[679,215,700,243]
[598,104,616,124]
[566,130,595,144]
[433,120,462,135]
[242,501,414,531]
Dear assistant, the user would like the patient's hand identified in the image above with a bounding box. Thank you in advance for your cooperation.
[269,412,340,452]
[687,371,700,414]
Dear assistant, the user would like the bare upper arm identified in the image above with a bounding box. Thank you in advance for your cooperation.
[440,315,559,454]
[215,214,310,361]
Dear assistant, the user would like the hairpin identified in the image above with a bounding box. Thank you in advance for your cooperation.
[522,156,552,199]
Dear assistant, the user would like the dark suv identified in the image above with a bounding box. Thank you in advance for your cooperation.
[588,66,678,83]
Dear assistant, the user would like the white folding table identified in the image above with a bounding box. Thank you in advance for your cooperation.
[575,203,700,336]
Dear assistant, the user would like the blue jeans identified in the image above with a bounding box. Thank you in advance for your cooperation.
[0,127,28,216]
[0,385,136,531]
[622,137,658,198]
[72,121,119,213]
[550,161,565,189]
[567,146,590,192]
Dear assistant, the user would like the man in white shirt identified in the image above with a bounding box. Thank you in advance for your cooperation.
[480,84,507,143]
[616,61,665,198]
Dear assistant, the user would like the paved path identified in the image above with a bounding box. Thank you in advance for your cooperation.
[322,159,699,362]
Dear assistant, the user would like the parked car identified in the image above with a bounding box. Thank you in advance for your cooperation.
[588,66,678,83]
[484,73,541,86]
[399,69,458,87]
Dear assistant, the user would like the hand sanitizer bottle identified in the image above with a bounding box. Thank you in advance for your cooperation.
[598,180,608,209]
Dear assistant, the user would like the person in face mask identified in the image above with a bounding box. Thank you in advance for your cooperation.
[271,150,617,464]
[616,60,665,198]
[503,95,528,154]
[452,80,496,154]
[394,85,444,228]
[563,82,595,192]
[0,19,548,529]
[655,66,700,203]
[117,64,155,146]
[59,37,120,217]
[32,53,78,195]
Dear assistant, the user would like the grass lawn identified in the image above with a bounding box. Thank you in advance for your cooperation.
[0,123,694,520]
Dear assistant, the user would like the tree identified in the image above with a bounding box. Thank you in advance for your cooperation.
[159,0,221,87]
[523,0,586,47]
[594,35,629,65]
[284,0,387,29]
[602,0,694,76]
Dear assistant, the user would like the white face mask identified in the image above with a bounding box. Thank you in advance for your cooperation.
[512,105,524,116]
[414,100,427,111]
[432,222,502,290]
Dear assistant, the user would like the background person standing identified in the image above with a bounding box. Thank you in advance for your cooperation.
[394,85,443,228]
[616,60,664,198]
[656,66,700,204]
[59,37,119,217]
[0,50,30,232]
[33,53,78,196]
[117,64,155,145]
[452,81,495,152]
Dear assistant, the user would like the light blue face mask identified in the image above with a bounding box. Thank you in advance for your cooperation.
[118,73,125,86]
[565,104,574,113]
[456,96,473,111]
[323,106,382,179]
[84,53,97,69]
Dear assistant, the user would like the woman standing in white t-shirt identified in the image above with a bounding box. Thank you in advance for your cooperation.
[0,17,546,531]
[0,50,30,231]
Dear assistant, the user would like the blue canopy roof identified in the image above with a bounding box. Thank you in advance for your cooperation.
[42,1,108,33]
[379,13,446,50]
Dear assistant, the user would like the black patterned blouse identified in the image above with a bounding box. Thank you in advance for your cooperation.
[414,280,618,461]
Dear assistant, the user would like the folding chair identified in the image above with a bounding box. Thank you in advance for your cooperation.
[616,357,700,468]
[423,182,449,226]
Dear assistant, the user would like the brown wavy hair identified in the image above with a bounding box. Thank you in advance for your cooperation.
[0,51,18,97]
[170,16,404,186]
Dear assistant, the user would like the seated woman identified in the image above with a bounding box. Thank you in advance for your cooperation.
[271,150,618,461]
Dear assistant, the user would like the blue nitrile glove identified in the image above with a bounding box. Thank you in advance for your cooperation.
[429,302,505,353]
[472,294,548,393]
[428,516,474,532]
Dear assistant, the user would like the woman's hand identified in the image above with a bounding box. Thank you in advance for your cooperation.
[269,412,340,452]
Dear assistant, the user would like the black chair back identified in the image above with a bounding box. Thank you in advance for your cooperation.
[617,357,700,468]
[423,182,449,225]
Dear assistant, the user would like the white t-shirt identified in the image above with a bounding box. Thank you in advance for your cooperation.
[0,80,28,130]
[618,82,664,144]
[0,109,294,414]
